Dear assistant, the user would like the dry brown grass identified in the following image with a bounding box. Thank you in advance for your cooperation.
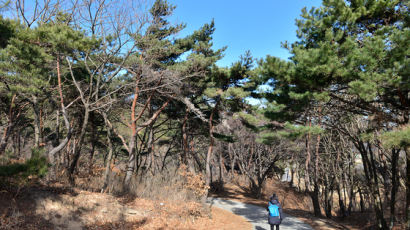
[0,168,251,230]
[0,185,251,230]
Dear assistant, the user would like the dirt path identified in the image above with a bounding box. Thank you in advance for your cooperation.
[208,197,313,230]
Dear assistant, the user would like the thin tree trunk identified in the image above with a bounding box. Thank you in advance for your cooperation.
[337,184,346,218]
[406,146,410,230]
[32,96,41,148]
[347,150,355,216]
[205,98,220,193]
[353,139,387,229]
[324,180,332,218]
[389,149,399,229]
[40,108,44,145]
[68,106,90,184]
[218,149,224,183]
[124,98,170,188]
[0,95,17,154]
[342,173,349,216]
[205,120,215,189]
[367,143,388,229]
[304,127,311,192]
[182,107,189,165]
[348,185,354,216]
[290,153,295,187]
[88,112,97,173]
[102,112,114,192]
[312,107,322,217]
[297,163,301,191]
[146,121,155,175]
[358,187,365,213]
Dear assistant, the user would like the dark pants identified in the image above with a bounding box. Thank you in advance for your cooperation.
[270,224,279,230]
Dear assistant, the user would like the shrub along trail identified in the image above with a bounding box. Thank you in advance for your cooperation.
[208,197,313,230]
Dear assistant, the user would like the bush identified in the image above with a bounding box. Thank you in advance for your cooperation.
[0,148,48,179]
[178,164,209,199]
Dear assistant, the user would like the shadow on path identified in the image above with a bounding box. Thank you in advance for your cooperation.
[209,198,313,230]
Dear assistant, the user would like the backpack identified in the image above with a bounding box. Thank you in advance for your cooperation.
[268,202,280,217]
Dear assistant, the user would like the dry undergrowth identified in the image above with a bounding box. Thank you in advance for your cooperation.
[0,166,251,230]
[178,164,209,198]
[0,184,251,230]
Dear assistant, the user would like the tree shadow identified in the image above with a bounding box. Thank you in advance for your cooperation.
[0,183,79,229]
[0,182,149,230]
[209,198,313,230]
[84,217,148,229]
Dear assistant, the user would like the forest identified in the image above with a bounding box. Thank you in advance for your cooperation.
[0,0,409,229]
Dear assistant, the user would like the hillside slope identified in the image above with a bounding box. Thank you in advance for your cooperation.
[0,183,251,230]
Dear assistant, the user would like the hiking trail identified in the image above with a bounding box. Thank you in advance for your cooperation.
[208,198,313,230]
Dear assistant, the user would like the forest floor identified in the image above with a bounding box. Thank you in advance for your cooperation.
[0,181,252,230]
[210,178,405,230]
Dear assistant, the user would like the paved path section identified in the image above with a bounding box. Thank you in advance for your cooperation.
[208,198,313,230]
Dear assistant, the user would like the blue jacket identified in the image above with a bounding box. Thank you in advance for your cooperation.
[267,197,283,225]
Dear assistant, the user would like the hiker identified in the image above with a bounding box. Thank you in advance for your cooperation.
[267,193,283,230]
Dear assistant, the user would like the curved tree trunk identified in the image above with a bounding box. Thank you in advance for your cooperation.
[48,57,72,180]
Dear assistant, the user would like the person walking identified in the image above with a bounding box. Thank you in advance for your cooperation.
[267,193,283,230]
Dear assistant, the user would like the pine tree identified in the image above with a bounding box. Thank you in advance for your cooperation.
[120,0,225,188]
[257,0,409,227]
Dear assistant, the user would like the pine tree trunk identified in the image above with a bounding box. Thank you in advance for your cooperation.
[324,188,332,218]
[205,124,214,189]
[356,141,387,229]
[406,146,410,230]
[146,123,155,174]
[218,150,224,183]
[368,144,388,230]
[337,184,346,218]
[290,153,295,187]
[347,151,355,216]
[324,174,332,218]
[358,187,365,213]
[124,134,137,188]
[311,110,322,217]
[68,106,90,184]
[0,95,17,155]
[342,173,349,216]
[32,96,41,148]
[124,79,141,190]
[348,185,354,216]
[205,98,219,193]
[389,149,399,229]
[0,124,12,154]
[102,112,113,193]
[304,127,311,192]
[311,181,321,217]
[88,112,97,173]
[182,107,189,165]
[48,56,72,177]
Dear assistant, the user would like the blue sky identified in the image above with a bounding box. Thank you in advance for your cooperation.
[170,0,323,67]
